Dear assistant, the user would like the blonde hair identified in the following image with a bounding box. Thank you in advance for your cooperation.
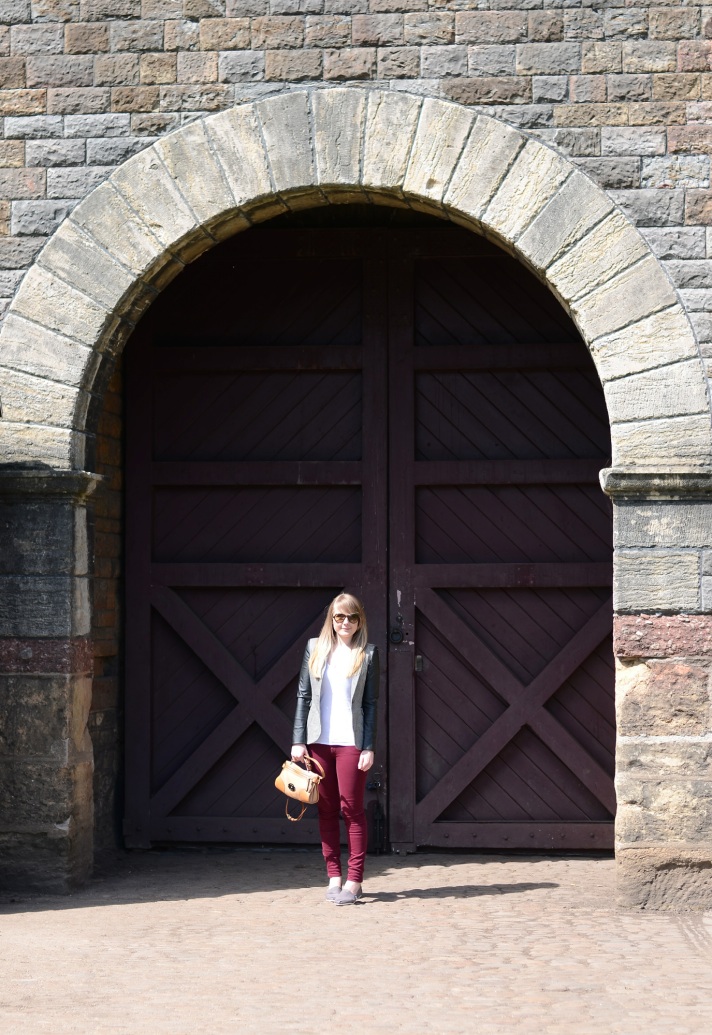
[308,593,368,678]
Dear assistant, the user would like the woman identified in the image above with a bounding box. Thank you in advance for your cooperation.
[291,593,379,906]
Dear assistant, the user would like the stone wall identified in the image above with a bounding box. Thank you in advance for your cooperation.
[0,2,709,367]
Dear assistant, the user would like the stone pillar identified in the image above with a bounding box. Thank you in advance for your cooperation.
[604,470,712,911]
[0,468,99,892]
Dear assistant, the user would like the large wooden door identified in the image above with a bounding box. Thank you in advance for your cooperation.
[387,233,614,851]
[124,220,614,850]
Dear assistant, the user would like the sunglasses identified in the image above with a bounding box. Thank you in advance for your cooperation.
[333,613,360,624]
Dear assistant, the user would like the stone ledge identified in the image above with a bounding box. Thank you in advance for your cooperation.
[602,468,712,498]
[0,467,101,501]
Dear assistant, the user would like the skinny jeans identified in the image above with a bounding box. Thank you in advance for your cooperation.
[308,743,368,884]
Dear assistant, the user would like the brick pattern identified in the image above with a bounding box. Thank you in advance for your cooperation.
[0,5,708,354]
[90,361,123,853]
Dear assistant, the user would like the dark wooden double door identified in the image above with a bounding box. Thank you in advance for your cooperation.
[124,223,615,851]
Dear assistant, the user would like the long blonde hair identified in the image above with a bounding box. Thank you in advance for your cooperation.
[308,593,368,678]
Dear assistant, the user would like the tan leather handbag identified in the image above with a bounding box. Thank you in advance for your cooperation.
[274,755,326,821]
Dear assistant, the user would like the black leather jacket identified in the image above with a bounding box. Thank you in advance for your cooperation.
[292,641,380,751]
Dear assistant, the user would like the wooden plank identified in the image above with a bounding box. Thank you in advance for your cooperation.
[149,816,324,843]
[414,599,613,827]
[413,344,591,371]
[150,562,362,587]
[413,459,605,486]
[151,461,363,486]
[413,562,613,588]
[413,820,614,850]
[150,345,363,372]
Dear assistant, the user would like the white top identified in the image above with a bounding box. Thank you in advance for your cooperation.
[317,647,356,746]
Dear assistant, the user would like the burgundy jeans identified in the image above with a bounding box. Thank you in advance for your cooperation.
[308,743,368,884]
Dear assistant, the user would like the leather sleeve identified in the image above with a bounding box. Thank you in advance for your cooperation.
[291,641,312,745]
[361,646,380,752]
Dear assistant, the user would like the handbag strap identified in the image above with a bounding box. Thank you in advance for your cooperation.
[294,754,325,780]
[285,799,308,822]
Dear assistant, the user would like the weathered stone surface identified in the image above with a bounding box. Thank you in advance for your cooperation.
[109,145,202,254]
[615,614,712,659]
[257,91,313,196]
[0,313,92,386]
[0,422,77,469]
[313,87,366,188]
[613,550,700,613]
[444,113,524,222]
[517,170,614,273]
[483,139,569,243]
[0,367,84,429]
[404,97,473,204]
[617,775,712,842]
[590,306,698,382]
[612,415,712,471]
[37,219,136,313]
[617,847,712,910]
[605,360,709,423]
[618,737,712,777]
[615,501,712,550]
[0,576,86,637]
[11,265,111,348]
[362,89,421,193]
[548,211,648,304]
[204,103,272,209]
[616,658,712,735]
[571,254,678,342]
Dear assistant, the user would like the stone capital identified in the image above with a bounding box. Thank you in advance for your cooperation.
[0,467,101,503]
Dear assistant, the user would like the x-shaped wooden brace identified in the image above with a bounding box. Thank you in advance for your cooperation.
[414,587,615,832]
[149,585,296,816]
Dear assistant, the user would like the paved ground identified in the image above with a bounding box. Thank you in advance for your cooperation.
[1,848,712,1034]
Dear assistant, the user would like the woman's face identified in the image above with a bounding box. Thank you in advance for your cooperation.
[332,603,360,646]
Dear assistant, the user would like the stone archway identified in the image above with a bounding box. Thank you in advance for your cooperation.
[1,86,711,905]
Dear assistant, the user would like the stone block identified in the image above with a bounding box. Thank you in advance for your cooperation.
[139,53,176,85]
[668,126,712,155]
[109,19,164,52]
[304,15,350,48]
[613,550,700,613]
[517,170,613,274]
[65,22,109,54]
[614,614,712,660]
[404,98,473,205]
[0,89,46,116]
[94,53,140,86]
[352,14,401,47]
[252,15,304,49]
[643,157,709,190]
[218,51,264,82]
[26,55,93,88]
[591,305,698,380]
[455,12,526,45]
[549,211,648,305]
[616,775,712,843]
[447,76,531,106]
[616,847,712,911]
[46,165,112,199]
[528,11,563,44]
[616,500,712,552]
[653,74,701,103]
[608,187,685,228]
[532,128,599,159]
[601,127,665,158]
[564,9,603,42]
[10,199,73,236]
[686,190,712,225]
[4,114,62,137]
[553,103,628,128]
[582,42,621,75]
[0,139,25,166]
[0,57,26,88]
[613,415,712,472]
[110,143,200,253]
[0,759,75,824]
[155,117,240,237]
[47,87,112,115]
[323,47,374,80]
[158,83,229,111]
[420,46,467,80]
[0,575,89,637]
[204,103,271,209]
[10,24,63,54]
[569,75,605,104]
[0,0,30,23]
[678,42,712,74]
[650,8,700,41]
[38,219,136,314]
[444,113,523,226]
[12,263,109,347]
[362,89,421,193]
[0,235,44,268]
[164,18,199,51]
[622,42,677,75]
[86,136,151,165]
[65,112,130,136]
[666,260,712,290]
[607,73,651,103]
[0,312,92,386]
[615,658,712,737]
[0,498,77,577]
[516,44,580,76]
[575,157,639,190]
[483,139,569,245]
[82,0,140,16]
[572,254,678,343]
[313,87,365,188]
[532,76,567,104]
[264,48,322,81]
[466,45,514,78]
[256,91,313,196]
[404,13,452,46]
[0,167,45,200]
[111,85,160,112]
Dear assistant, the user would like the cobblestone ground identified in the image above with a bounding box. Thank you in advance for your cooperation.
[1,849,711,1034]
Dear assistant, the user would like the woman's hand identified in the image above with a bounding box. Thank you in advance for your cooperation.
[291,744,308,761]
[358,750,374,772]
